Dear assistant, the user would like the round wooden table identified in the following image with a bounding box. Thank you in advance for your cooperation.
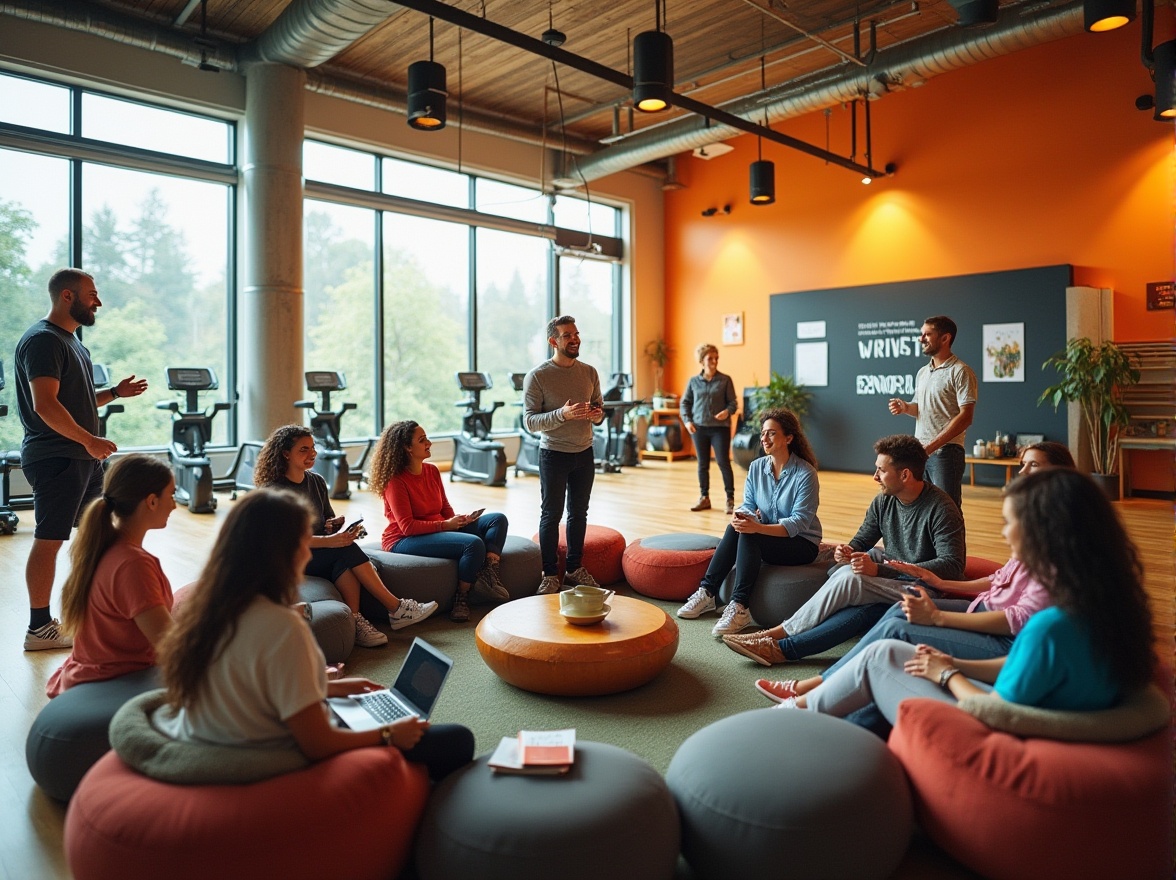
[475,594,679,696]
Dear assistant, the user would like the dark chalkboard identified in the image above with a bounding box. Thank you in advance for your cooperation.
[770,265,1071,484]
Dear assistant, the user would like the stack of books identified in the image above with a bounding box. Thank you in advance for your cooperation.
[488,728,576,775]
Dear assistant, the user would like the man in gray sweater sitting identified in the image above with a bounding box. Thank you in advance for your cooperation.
[523,315,605,595]
[723,434,966,665]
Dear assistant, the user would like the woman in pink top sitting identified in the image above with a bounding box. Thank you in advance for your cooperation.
[369,420,510,624]
[47,455,176,697]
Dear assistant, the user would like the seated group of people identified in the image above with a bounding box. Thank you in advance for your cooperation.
[676,408,1155,735]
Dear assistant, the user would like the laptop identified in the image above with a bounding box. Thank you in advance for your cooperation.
[327,637,453,731]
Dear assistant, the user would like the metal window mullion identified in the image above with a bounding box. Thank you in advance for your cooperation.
[373,208,385,434]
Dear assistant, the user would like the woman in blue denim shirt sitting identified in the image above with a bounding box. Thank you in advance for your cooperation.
[677,408,822,638]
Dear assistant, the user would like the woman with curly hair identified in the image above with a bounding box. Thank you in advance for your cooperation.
[46,454,176,697]
[153,489,473,780]
[767,469,1155,722]
[680,343,738,514]
[255,425,436,647]
[677,408,822,637]
[369,420,510,624]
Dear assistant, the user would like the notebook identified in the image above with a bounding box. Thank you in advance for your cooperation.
[327,637,453,731]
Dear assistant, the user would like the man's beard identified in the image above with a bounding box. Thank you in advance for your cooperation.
[70,298,96,326]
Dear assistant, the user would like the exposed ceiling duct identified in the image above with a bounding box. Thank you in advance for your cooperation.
[566,1,1085,184]
[242,0,402,67]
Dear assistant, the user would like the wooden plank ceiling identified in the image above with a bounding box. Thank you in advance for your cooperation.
[95,0,966,144]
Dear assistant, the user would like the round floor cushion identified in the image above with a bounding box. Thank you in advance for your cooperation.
[65,747,430,880]
[622,533,720,600]
[530,524,627,585]
[718,558,830,625]
[667,709,912,880]
[26,667,161,802]
[415,741,679,880]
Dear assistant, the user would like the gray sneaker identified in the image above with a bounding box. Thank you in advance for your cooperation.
[353,612,389,648]
[677,587,716,619]
[24,619,73,651]
[537,575,563,595]
[564,566,600,588]
[472,559,510,602]
[389,598,438,630]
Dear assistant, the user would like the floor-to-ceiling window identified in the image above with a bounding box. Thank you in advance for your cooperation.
[0,71,235,452]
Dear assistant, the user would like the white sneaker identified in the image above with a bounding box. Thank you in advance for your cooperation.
[389,598,438,630]
[711,602,753,637]
[353,612,389,647]
[564,566,601,588]
[24,619,73,651]
[677,587,716,619]
[772,696,801,710]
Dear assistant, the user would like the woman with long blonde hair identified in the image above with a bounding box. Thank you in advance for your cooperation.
[47,454,176,697]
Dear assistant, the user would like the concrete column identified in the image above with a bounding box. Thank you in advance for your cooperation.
[240,61,305,442]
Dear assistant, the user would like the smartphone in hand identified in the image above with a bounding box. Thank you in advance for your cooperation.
[903,584,922,597]
[345,517,364,533]
[468,508,485,520]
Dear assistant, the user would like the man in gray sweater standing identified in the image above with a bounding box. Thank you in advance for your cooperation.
[523,316,605,595]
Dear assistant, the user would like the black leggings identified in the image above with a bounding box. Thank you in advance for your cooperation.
[305,544,370,584]
[691,426,734,498]
[403,723,476,781]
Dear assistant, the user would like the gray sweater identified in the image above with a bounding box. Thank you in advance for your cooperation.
[848,481,966,580]
[523,359,603,453]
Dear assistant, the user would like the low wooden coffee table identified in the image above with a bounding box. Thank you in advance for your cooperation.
[475,594,679,696]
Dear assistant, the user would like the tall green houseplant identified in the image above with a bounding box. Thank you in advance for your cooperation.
[752,371,812,419]
[643,337,673,399]
[1038,338,1140,475]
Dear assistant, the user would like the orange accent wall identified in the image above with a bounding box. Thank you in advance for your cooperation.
[664,23,1174,490]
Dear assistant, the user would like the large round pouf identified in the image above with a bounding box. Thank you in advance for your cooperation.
[26,668,160,802]
[622,533,720,600]
[718,559,829,626]
[415,741,679,880]
[64,747,430,880]
[667,709,912,880]
[529,524,627,584]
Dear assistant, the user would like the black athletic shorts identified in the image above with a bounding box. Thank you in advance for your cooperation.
[23,456,104,541]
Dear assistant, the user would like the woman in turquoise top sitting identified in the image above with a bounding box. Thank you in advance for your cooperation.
[774,468,1154,718]
[677,408,822,638]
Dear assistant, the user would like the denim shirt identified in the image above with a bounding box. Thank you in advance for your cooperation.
[737,453,822,545]
[680,371,738,428]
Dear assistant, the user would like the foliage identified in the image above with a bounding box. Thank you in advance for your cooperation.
[643,337,673,395]
[751,371,811,420]
[1038,338,1140,475]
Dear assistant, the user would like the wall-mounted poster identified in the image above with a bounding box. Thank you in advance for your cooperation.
[722,312,744,345]
[983,323,1024,382]
[795,342,828,387]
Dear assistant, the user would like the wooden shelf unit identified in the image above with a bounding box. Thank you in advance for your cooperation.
[1117,342,1175,497]
[640,408,695,462]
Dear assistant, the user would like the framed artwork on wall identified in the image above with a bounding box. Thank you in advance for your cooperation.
[722,312,744,345]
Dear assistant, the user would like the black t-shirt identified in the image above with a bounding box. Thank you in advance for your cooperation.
[273,471,333,535]
[15,319,99,466]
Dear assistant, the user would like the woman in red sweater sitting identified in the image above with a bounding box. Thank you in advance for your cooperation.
[47,455,175,697]
[369,420,510,623]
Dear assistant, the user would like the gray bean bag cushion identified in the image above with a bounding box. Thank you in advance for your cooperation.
[26,666,161,802]
[717,556,832,625]
[667,709,912,880]
[416,741,679,880]
[298,576,355,663]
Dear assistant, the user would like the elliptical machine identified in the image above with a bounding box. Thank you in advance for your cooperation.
[295,371,356,500]
[450,372,507,486]
[593,372,640,473]
[510,372,541,478]
[156,367,233,513]
[0,361,20,535]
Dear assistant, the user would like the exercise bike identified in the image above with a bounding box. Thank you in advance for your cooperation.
[295,370,356,500]
[593,372,641,473]
[156,367,233,514]
[0,360,20,535]
[509,372,541,478]
[450,372,507,487]
[91,363,125,440]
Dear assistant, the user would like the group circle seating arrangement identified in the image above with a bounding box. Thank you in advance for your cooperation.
[414,741,679,880]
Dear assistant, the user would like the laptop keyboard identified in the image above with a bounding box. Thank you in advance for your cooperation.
[360,691,411,722]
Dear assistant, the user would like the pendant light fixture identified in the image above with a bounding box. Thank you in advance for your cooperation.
[633,0,673,113]
[749,47,775,205]
[1084,0,1136,32]
[407,17,447,130]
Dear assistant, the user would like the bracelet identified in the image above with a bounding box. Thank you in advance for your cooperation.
[379,724,394,746]
[939,667,961,689]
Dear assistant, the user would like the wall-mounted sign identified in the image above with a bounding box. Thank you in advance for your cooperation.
[982,322,1024,382]
[1146,281,1174,311]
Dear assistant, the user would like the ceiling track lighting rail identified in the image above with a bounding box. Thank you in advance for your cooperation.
[390,0,890,180]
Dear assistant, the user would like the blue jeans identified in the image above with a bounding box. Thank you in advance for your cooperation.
[538,447,595,575]
[392,513,508,583]
[690,425,734,498]
[924,444,965,509]
[776,602,890,662]
[701,524,819,607]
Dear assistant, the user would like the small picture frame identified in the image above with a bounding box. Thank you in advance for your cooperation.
[722,312,744,346]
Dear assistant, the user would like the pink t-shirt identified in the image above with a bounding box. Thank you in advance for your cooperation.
[46,542,173,697]
[969,558,1050,635]
[380,463,455,549]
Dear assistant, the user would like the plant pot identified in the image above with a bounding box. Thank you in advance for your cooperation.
[1090,473,1120,501]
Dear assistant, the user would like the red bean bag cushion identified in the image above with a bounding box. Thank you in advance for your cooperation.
[65,747,430,880]
[962,556,1003,579]
[888,698,1171,880]
[531,524,627,585]
[622,534,720,600]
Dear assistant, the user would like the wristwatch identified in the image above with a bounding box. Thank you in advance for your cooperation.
[939,667,961,689]
[109,386,120,398]
[379,724,394,746]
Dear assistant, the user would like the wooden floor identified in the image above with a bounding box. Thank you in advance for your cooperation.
[0,458,1171,880]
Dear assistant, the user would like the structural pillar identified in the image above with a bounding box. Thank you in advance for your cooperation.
[240,61,305,442]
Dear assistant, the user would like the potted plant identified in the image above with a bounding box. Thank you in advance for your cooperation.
[733,371,813,469]
[1038,338,1140,498]
[643,337,674,409]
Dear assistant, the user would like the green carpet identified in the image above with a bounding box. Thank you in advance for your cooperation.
[347,584,851,774]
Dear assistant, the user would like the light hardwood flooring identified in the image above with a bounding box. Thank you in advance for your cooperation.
[0,458,1171,880]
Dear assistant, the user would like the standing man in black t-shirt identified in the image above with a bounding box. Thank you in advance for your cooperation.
[15,268,148,650]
